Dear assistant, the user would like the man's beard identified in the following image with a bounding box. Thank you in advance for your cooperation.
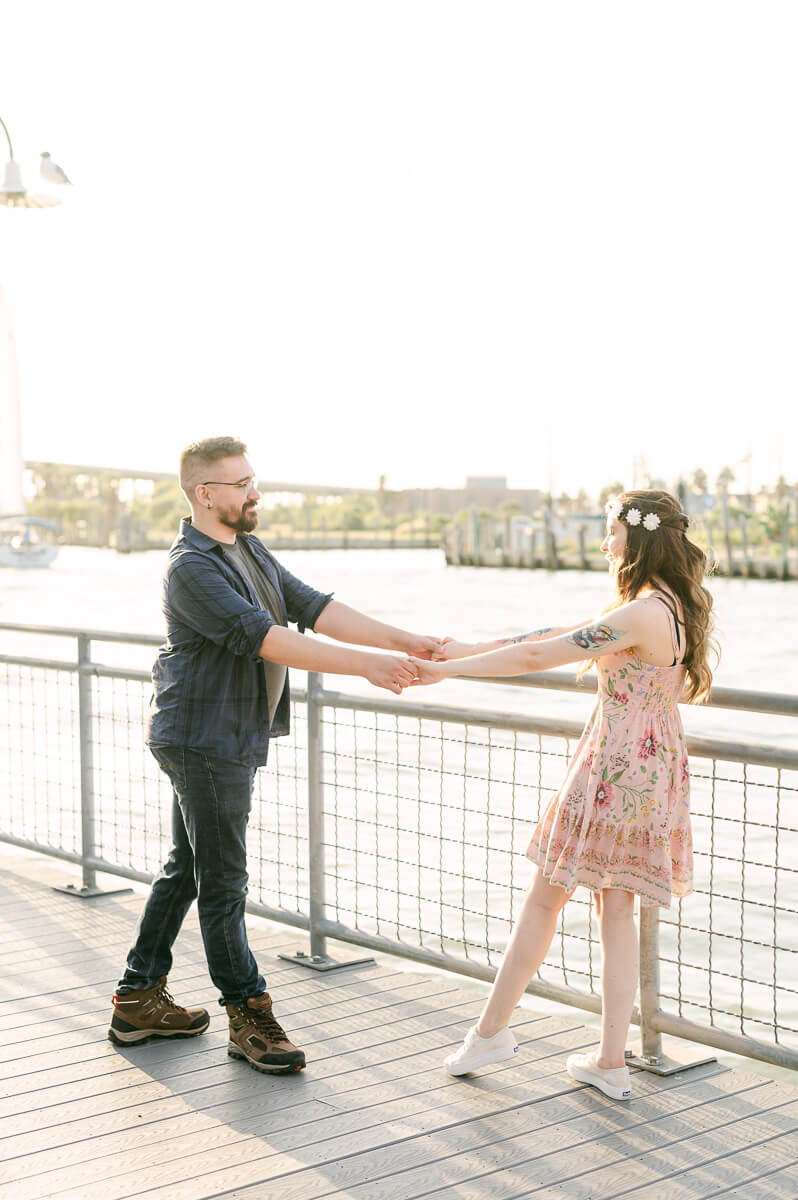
[219,504,259,534]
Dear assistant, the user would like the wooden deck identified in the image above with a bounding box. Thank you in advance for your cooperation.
[0,850,796,1200]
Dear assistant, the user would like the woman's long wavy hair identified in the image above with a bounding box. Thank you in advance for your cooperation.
[579,489,718,703]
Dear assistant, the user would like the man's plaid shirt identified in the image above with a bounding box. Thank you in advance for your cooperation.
[146,518,332,766]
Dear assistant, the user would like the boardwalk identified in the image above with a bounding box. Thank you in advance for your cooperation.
[1,851,797,1200]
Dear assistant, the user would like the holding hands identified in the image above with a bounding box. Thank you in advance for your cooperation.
[364,633,461,694]
[407,657,449,686]
[361,631,479,695]
[404,634,447,660]
[364,631,447,695]
[365,655,422,695]
[430,637,480,662]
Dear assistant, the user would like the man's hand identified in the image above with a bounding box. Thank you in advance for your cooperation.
[431,638,480,661]
[401,633,445,660]
[365,654,419,695]
[407,657,447,686]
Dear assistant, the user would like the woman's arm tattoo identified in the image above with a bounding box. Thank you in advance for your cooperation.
[497,626,552,646]
[566,623,625,651]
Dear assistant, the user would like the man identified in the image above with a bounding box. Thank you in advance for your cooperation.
[109,437,440,1073]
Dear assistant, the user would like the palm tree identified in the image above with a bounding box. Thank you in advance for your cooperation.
[598,481,625,509]
[692,469,708,495]
[716,467,735,574]
[716,466,735,493]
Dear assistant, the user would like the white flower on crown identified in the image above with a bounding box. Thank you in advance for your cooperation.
[605,499,623,519]
[625,507,642,526]
[643,512,661,531]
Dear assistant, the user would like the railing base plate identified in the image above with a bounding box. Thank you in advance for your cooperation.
[53,883,133,900]
[625,1043,717,1076]
[278,950,375,972]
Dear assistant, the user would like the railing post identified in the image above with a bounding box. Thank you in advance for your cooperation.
[637,905,663,1062]
[307,669,327,960]
[77,633,97,892]
[626,903,716,1075]
[54,633,131,899]
[279,671,374,972]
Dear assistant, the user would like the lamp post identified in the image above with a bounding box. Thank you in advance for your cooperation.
[0,114,68,565]
[0,116,62,208]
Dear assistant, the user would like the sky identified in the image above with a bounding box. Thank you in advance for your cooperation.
[1,1,796,498]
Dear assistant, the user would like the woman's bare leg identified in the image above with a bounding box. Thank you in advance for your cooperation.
[476,869,572,1038]
[596,888,638,1068]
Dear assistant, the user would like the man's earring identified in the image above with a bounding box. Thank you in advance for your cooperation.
[207,503,211,509]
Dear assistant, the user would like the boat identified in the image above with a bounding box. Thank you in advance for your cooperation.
[0,515,59,568]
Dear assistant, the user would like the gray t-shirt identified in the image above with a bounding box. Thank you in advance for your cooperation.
[221,538,287,726]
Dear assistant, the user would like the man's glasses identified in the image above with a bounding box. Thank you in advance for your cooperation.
[202,477,258,491]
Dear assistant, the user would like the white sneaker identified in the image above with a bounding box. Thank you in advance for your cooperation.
[566,1050,632,1100]
[444,1025,519,1076]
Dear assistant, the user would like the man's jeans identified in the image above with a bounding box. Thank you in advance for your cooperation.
[117,747,266,1005]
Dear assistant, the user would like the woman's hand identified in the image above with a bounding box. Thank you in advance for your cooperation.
[407,656,449,686]
[431,638,481,661]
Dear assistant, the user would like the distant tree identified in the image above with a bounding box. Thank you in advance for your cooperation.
[30,463,83,501]
[762,504,789,541]
[692,469,708,494]
[598,481,625,509]
[381,489,402,517]
[340,493,372,531]
[149,479,186,529]
[774,475,791,502]
[716,466,735,492]
[575,489,590,512]
[647,477,667,491]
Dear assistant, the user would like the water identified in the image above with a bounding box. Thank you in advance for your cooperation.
[1,545,796,747]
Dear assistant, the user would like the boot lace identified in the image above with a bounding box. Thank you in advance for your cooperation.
[155,983,187,1013]
[249,1002,287,1042]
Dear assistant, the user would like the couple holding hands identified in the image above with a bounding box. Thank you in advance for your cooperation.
[109,436,714,1103]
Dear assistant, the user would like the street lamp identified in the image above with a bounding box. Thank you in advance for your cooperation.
[0,114,70,565]
[0,115,63,208]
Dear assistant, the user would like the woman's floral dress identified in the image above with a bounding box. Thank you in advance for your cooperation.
[527,595,692,907]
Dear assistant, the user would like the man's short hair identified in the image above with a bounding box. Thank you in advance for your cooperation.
[179,436,248,501]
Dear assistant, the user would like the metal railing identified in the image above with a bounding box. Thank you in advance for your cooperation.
[1,621,797,1073]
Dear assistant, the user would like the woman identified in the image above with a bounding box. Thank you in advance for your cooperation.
[410,490,716,1100]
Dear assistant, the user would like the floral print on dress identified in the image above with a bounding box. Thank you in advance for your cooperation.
[638,730,660,759]
[527,601,692,908]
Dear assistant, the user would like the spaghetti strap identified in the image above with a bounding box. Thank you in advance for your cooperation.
[650,593,683,665]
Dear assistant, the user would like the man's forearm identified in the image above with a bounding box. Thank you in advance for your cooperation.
[259,624,375,675]
[313,600,410,652]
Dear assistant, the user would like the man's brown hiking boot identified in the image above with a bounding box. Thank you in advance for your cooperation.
[226,992,306,1073]
[108,977,210,1045]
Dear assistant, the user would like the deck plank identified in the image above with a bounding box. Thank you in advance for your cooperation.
[23,1075,783,1200]
[0,1018,595,1191]
[133,1080,793,1200]
[0,852,796,1200]
[0,975,468,1078]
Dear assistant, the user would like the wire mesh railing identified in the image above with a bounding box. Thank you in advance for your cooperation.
[1,622,797,1073]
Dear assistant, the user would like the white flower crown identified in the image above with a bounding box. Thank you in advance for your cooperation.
[605,499,662,531]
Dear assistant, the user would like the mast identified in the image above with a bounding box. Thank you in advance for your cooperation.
[0,284,25,516]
